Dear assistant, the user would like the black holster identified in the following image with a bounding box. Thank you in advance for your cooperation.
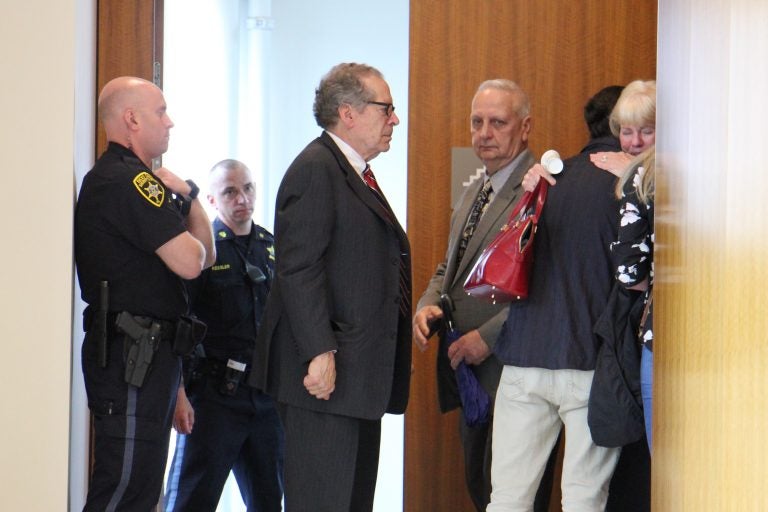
[116,312,162,388]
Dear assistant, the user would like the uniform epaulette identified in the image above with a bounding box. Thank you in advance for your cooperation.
[252,225,275,243]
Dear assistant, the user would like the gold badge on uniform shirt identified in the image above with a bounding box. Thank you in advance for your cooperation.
[133,171,165,207]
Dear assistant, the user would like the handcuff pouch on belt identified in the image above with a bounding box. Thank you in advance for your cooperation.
[173,315,207,356]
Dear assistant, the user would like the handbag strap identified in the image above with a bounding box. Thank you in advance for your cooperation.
[506,178,549,225]
[640,289,653,329]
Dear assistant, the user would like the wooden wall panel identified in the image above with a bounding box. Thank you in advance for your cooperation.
[406,2,657,510]
[96,0,162,155]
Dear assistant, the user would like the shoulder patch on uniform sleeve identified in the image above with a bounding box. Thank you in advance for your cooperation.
[132,171,165,207]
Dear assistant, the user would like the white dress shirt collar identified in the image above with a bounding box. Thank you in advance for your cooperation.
[326,130,368,178]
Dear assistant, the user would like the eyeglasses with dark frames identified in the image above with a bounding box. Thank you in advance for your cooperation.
[366,101,396,117]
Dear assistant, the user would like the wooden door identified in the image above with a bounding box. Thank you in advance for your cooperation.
[96,0,163,155]
[405,2,658,510]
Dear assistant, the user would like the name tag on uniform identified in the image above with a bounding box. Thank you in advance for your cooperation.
[227,359,246,372]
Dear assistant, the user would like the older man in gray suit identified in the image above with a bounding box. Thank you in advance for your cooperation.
[413,79,553,512]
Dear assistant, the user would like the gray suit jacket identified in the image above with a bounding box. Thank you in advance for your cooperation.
[416,149,535,412]
[249,132,412,420]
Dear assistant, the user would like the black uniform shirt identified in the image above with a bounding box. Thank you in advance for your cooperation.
[188,218,274,362]
[75,142,188,320]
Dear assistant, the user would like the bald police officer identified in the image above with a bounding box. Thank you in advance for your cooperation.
[75,76,215,511]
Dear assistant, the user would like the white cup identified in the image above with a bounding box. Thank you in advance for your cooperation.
[541,149,563,174]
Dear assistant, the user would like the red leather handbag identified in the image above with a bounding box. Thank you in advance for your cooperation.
[463,179,548,303]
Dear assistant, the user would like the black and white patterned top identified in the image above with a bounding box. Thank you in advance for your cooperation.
[611,165,654,350]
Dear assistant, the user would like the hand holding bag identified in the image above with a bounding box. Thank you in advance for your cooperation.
[463,179,548,303]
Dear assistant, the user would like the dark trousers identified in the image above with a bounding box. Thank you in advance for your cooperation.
[164,374,284,512]
[606,435,651,512]
[278,403,381,512]
[81,330,181,512]
[459,410,559,512]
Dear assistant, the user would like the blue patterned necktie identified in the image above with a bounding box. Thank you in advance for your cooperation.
[457,179,493,266]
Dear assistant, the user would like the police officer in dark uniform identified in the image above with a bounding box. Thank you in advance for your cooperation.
[164,159,284,512]
[75,76,215,512]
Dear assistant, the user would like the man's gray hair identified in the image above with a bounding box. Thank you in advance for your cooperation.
[475,79,530,117]
[313,63,384,129]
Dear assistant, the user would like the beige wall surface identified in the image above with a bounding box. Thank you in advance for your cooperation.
[0,1,76,510]
[655,0,768,510]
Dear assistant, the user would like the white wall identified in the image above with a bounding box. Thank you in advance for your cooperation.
[266,0,410,230]
[267,4,410,510]
[70,1,97,509]
[163,0,246,211]
[0,1,81,510]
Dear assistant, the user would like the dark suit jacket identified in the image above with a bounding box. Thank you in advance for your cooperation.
[416,149,535,412]
[249,131,412,420]
[494,136,621,370]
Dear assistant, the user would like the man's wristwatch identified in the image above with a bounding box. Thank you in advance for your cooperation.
[185,179,200,201]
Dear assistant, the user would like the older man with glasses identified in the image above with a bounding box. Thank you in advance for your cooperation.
[248,62,412,512]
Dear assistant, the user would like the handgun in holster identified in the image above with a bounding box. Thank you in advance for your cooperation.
[116,312,161,388]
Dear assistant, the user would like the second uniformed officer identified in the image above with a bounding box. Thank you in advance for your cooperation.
[75,76,216,511]
[164,159,284,511]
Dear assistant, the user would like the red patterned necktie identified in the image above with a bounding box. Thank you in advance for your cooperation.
[363,165,384,196]
[362,165,411,316]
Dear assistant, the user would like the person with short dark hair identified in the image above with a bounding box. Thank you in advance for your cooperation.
[249,62,412,512]
[164,159,283,511]
[584,85,625,140]
[489,85,628,511]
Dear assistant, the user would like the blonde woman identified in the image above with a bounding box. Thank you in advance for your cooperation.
[591,80,656,177]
